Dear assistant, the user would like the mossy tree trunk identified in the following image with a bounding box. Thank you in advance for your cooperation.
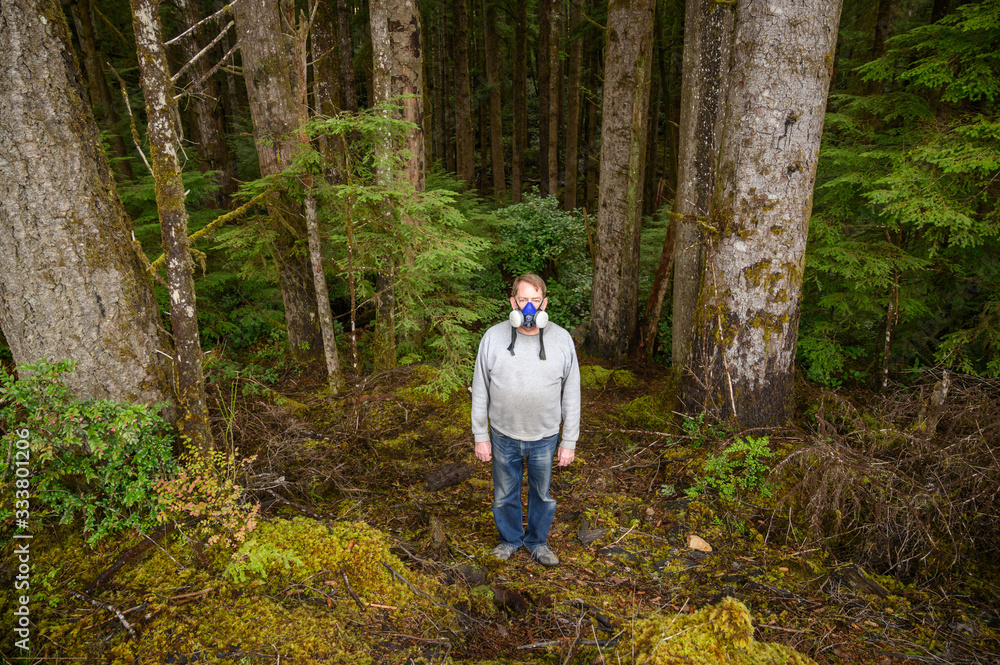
[370,0,426,371]
[452,0,475,188]
[562,0,583,211]
[68,0,133,180]
[233,0,323,364]
[585,0,655,364]
[130,0,213,450]
[511,0,527,202]
[174,0,238,208]
[0,0,171,408]
[671,0,735,368]
[681,0,843,428]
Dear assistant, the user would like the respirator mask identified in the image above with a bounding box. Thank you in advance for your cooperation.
[508,301,549,330]
[507,301,548,359]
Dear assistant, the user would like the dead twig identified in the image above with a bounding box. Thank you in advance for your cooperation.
[69,591,138,640]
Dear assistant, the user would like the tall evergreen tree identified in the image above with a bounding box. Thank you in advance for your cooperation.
[233,0,324,363]
[681,0,843,426]
[131,0,214,450]
[0,0,171,407]
[586,0,655,362]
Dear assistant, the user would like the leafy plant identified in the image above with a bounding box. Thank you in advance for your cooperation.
[687,436,774,501]
[494,194,593,330]
[154,447,260,549]
[0,360,176,543]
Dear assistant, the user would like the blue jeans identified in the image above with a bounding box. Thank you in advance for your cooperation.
[490,427,559,551]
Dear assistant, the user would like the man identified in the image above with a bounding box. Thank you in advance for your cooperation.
[471,273,581,566]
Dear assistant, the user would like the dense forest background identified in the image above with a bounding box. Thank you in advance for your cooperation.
[1,0,999,662]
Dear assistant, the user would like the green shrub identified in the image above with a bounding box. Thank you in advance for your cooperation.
[687,435,775,501]
[494,194,592,330]
[0,360,176,543]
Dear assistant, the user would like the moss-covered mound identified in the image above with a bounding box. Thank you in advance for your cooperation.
[629,597,816,665]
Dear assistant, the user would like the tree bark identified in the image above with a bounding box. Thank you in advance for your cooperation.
[431,13,447,169]
[511,0,527,202]
[585,0,655,363]
[131,0,213,450]
[452,0,475,188]
[233,0,323,363]
[584,45,599,214]
[546,0,561,199]
[671,0,735,368]
[482,0,505,197]
[370,0,426,370]
[173,0,237,207]
[313,0,345,115]
[681,0,843,427]
[0,0,171,407]
[538,0,551,196]
[563,0,583,210]
[337,0,358,111]
[69,0,133,180]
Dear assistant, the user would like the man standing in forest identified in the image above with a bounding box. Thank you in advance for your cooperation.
[471,274,581,566]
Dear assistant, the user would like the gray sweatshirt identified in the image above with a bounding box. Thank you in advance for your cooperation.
[470,321,581,449]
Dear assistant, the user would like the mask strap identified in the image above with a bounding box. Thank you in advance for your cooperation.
[507,327,517,356]
[539,329,546,360]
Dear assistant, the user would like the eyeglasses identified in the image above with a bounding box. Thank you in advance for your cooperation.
[516,297,543,307]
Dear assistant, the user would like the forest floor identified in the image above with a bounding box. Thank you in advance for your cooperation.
[3,359,999,664]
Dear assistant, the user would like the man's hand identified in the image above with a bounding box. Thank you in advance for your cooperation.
[474,440,492,462]
[557,446,575,467]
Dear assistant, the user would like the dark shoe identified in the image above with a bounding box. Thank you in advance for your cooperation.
[530,545,559,567]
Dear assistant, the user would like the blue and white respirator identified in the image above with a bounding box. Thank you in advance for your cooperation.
[507,301,548,359]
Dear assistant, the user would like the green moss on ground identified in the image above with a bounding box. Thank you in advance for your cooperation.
[629,597,816,665]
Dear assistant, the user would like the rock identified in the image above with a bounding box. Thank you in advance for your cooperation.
[686,534,712,552]
[578,527,606,546]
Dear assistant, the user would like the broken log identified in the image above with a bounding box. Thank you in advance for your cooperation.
[423,461,473,491]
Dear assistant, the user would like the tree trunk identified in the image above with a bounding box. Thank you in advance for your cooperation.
[304,195,344,393]
[370,0,426,370]
[69,0,133,180]
[474,6,489,194]
[452,0,475,188]
[313,0,345,115]
[671,0,735,368]
[643,46,661,217]
[173,0,237,207]
[585,0,655,363]
[482,0,505,197]
[538,0,551,196]
[584,45,599,214]
[443,18,457,175]
[131,0,213,450]
[563,0,583,210]
[310,0,347,393]
[871,0,893,59]
[233,0,323,363]
[681,0,843,427]
[337,0,358,111]
[511,0,527,202]
[546,0,561,199]
[431,13,446,169]
[0,0,171,407]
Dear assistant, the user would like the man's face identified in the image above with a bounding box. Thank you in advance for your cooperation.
[510,282,547,313]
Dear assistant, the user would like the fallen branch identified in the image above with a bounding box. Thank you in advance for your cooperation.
[69,591,138,640]
[340,569,366,612]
